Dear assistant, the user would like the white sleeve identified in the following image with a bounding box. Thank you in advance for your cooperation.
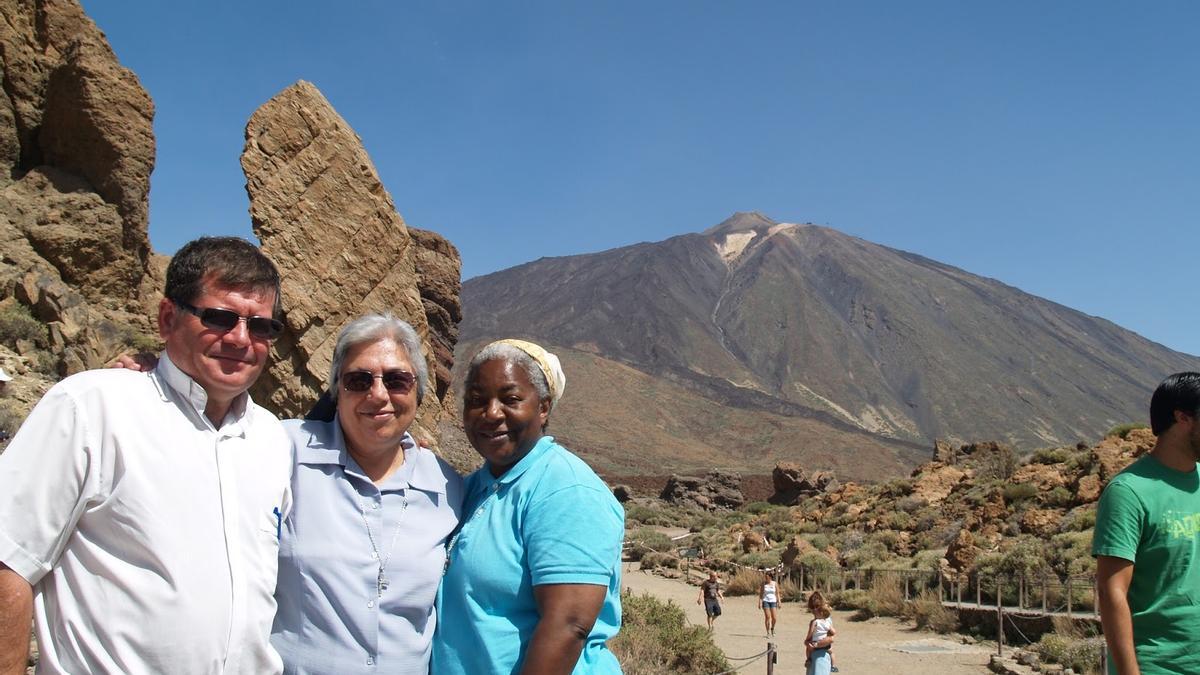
[0,383,104,584]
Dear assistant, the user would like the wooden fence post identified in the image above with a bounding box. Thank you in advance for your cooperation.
[1066,576,1073,619]
[766,641,776,675]
[799,566,805,592]
[956,577,963,609]
[976,573,982,607]
[1093,578,1100,618]
[904,575,910,601]
[1042,574,1047,614]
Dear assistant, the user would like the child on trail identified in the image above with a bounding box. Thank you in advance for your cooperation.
[805,590,838,674]
[759,571,780,637]
[696,570,724,630]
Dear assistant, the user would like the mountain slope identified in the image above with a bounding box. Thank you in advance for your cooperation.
[460,213,1199,475]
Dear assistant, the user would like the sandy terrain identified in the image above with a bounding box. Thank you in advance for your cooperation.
[621,563,994,674]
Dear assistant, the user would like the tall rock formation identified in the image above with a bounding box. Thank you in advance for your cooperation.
[241,81,462,447]
[0,0,160,377]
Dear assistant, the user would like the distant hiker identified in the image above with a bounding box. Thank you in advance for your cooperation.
[805,590,838,675]
[1094,371,1200,675]
[0,237,292,673]
[760,571,780,637]
[698,570,724,629]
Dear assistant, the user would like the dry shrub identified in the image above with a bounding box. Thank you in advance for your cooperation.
[776,575,801,602]
[723,567,766,597]
[910,590,958,633]
[610,591,728,675]
[639,552,680,570]
[853,574,905,619]
[1034,633,1104,674]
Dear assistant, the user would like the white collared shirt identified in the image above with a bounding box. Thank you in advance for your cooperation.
[0,354,292,674]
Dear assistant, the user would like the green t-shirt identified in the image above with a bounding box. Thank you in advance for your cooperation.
[1092,454,1200,675]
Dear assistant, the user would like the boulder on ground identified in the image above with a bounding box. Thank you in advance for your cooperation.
[660,470,744,511]
[769,462,838,505]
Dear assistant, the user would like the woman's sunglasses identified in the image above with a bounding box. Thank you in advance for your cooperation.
[341,370,416,394]
[176,301,284,340]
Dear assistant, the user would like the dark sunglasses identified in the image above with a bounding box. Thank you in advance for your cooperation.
[175,301,284,341]
[341,369,416,394]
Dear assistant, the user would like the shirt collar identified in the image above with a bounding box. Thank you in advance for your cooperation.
[297,417,448,495]
[481,435,556,488]
[155,352,253,434]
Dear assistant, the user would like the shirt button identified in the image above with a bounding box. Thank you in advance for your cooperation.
[367,600,375,608]
[476,507,484,515]
[366,657,374,666]
[372,502,380,509]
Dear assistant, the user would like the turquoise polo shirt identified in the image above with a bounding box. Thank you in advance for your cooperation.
[432,436,624,674]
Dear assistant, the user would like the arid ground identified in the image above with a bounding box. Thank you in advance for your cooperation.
[621,562,993,674]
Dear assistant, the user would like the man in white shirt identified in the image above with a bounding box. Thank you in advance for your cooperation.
[0,237,293,674]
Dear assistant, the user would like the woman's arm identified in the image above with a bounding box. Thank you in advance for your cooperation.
[805,619,816,643]
[521,583,607,675]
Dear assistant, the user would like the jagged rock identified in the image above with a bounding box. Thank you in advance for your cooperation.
[911,463,969,503]
[1019,508,1063,537]
[241,81,461,446]
[740,531,767,553]
[611,485,632,503]
[660,470,744,511]
[1092,428,1154,482]
[945,529,980,572]
[0,0,158,375]
[408,227,462,401]
[933,438,957,464]
[1074,473,1102,503]
[1011,463,1070,492]
[769,462,838,505]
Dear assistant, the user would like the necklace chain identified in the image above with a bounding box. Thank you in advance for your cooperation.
[358,494,409,598]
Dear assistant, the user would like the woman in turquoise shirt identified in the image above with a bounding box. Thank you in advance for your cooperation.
[433,339,624,674]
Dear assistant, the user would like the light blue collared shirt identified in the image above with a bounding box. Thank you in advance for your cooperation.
[271,417,463,675]
[432,436,624,675]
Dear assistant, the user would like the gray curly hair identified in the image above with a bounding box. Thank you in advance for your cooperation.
[328,314,428,404]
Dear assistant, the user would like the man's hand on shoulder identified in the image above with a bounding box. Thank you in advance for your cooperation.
[109,352,158,372]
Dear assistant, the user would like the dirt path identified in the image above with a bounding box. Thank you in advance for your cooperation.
[621,563,993,674]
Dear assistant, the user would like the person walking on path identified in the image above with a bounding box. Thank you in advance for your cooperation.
[697,570,724,630]
[805,591,838,675]
[759,571,780,637]
[1094,372,1200,675]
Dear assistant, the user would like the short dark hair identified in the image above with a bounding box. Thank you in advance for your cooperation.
[1149,372,1200,435]
[164,237,282,317]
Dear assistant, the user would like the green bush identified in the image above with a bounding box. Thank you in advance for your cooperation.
[609,592,729,674]
[1003,483,1039,504]
[1033,633,1104,674]
[1031,447,1071,464]
[744,501,776,515]
[626,528,674,561]
[1105,423,1148,440]
[1042,486,1073,508]
[625,505,676,527]
[639,552,680,570]
[0,304,47,347]
[1061,506,1097,532]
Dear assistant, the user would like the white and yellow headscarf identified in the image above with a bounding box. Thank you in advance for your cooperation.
[491,338,566,408]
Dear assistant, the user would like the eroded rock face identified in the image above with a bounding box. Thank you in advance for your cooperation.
[660,470,745,511]
[769,462,838,505]
[242,81,461,444]
[0,0,159,377]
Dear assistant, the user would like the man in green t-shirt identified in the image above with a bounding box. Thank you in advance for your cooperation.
[1093,371,1200,675]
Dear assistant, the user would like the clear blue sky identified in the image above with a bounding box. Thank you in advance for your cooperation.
[82,1,1199,357]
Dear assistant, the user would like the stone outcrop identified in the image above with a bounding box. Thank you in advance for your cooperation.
[0,0,160,380]
[769,462,838,505]
[660,470,745,511]
[241,81,462,444]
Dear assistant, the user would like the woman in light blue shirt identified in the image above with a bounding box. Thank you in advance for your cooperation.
[271,314,463,674]
[433,339,624,674]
